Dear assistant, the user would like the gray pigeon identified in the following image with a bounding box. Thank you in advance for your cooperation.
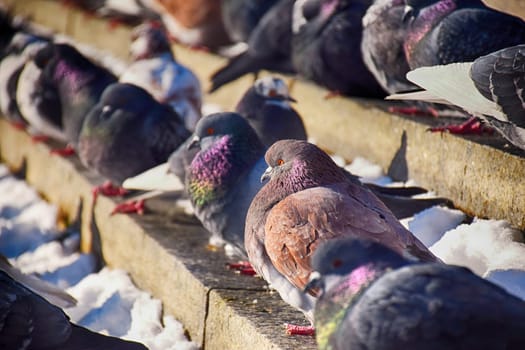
[361,0,415,93]
[221,0,280,43]
[403,0,525,70]
[244,140,439,334]
[0,270,147,350]
[306,237,525,350]
[184,112,267,254]
[78,83,190,185]
[291,0,385,97]
[33,42,117,149]
[0,33,47,128]
[120,22,202,131]
[234,76,307,147]
[209,0,296,93]
[388,45,525,150]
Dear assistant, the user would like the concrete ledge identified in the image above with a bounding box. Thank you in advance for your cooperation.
[0,119,316,349]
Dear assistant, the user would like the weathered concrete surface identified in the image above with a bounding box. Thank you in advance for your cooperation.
[0,119,317,349]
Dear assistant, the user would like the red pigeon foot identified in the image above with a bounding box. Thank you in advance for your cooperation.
[50,145,75,157]
[227,261,257,276]
[388,105,439,117]
[31,135,50,143]
[92,181,128,204]
[285,324,315,336]
[324,90,341,100]
[428,116,493,135]
[111,200,145,215]
[10,121,27,130]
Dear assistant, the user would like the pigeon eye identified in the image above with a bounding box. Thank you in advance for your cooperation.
[207,127,215,135]
[332,259,343,268]
[277,159,285,166]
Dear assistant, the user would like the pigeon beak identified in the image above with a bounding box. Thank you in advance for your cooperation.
[402,5,416,22]
[260,166,273,183]
[187,135,201,150]
[303,271,323,295]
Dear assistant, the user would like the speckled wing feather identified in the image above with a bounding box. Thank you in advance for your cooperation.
[471,45,525,128]
[334,264,525,349]
[264,183,434,292]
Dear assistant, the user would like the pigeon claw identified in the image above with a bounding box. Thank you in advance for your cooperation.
[92,181,128,203]
[428,116,493,135]
[388,105,439,117]
[284,324,315,336]
[10,121,27,130]
[324,90,341,100]
[111,200,145,216]
[50,145,76,157]
[227,261,257,276]
[31,135,50,143]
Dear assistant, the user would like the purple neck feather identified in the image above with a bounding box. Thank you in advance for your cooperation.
[404,0,457,61]
[53,60,96,93]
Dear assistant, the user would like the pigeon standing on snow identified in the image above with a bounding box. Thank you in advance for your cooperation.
[235,76,306,147]
[361,0,415,93]
[244,140,438,334]
[221,0,280,43]
[78,83,190,185]
[0,270,147,350]
[306,237,525,350]
[33,43,117,148]
[120,22,202,131]
[209,0,296,93]
[403,0,525,70]
[389,45,525,151]
[291,0,385,97]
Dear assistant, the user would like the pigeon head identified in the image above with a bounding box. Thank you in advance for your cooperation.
[130,21,173,60]
[293,0,342,34]
[81,83,155,138]
[261,140,347,192]
[305,237,409,296]
[253,76,296,102]
[187,112,265,207]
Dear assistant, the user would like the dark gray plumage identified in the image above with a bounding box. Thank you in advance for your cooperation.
[34,42,117,148]
[403,0,525,70]
[361,0,415,93]
[0,270,147,350]
[221,0,280,43]
[78,83,190,185]
[307,237,525,350]
[291,0,385,97]
[209,0,295,92]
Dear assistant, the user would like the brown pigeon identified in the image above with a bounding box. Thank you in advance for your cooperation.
[244,139,439,334]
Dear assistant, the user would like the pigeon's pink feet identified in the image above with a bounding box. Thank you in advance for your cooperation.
[324,90,341,100]
[388,106,439,117]
[50,145,75,157]
[111,200,145,215]
[428,116,493,135]
[10,121,27,130]
[227,261,257,276]
[31,134,50,143]
[92,181,128,203]
[284,324,315,336]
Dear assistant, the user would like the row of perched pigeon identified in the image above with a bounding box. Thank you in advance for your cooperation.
[67,0,525,152]
[2,2,525,350]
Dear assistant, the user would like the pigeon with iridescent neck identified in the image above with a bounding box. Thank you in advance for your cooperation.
[244,140,439,335]
[403,0,525,70]
[185,112,267,254]
[221,0,280,43]
[33,42,117,149]
[120,22,202,131]
[307,237,525,350]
